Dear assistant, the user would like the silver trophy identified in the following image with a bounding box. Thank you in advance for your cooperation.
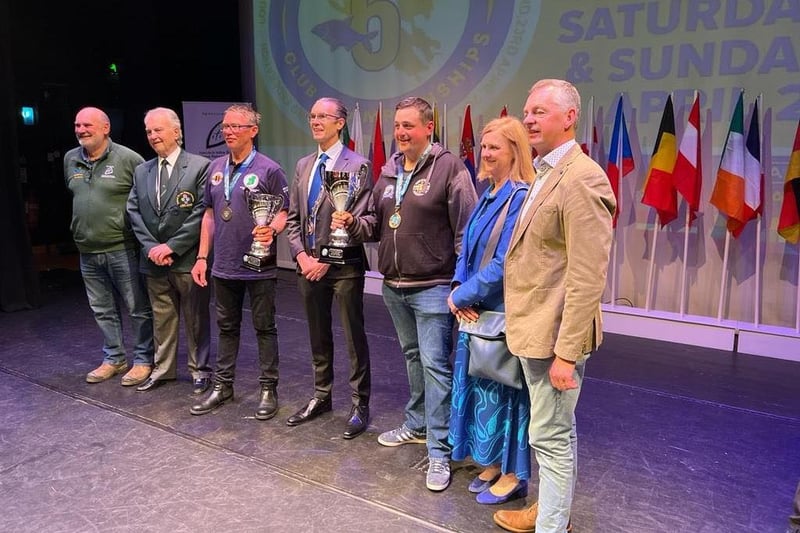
[319,164,366,265]
[242,191,284,272]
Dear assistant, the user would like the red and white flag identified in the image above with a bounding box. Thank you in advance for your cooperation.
[673,93,702,225]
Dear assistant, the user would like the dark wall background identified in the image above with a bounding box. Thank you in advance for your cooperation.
[1,1,243,310]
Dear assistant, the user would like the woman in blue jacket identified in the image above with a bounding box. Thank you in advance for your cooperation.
[448,116,534,504]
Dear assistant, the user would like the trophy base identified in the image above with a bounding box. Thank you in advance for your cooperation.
[318,244,362,265]
[242,253,272,272]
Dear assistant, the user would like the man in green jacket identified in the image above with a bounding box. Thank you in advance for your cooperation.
[64,107,154,386]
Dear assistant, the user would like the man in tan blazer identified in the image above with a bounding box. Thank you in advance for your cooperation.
[494,79,616,533]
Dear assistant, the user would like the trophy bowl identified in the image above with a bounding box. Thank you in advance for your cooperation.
[319,164,366,265]
[243,191,283,272]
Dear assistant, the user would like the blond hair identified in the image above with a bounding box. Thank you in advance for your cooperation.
[477,116,535,184]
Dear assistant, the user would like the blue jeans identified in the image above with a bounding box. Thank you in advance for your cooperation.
[382,284,454,458]
[521,356,587,533]
[79,249,154,366]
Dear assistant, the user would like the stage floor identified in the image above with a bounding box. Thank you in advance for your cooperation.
[1,269,798,532]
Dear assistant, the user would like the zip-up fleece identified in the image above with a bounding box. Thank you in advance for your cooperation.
[351,143,477,289]
[64,140,145,253]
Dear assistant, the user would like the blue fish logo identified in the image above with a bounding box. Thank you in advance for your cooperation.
[312,17,377,51]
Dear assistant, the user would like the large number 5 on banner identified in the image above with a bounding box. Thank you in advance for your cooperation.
[350,0,399,69]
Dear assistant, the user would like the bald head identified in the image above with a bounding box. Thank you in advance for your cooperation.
[74,107,111,159]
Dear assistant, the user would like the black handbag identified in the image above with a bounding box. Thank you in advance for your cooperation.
[459,310,522,389]
[457,188,523,389]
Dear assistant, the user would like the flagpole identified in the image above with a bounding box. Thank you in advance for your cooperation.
[581,96,594,156]
[680,208,690,316]
[795,250,800,333]
[610,238,620,308]
[713,89,745,323]
[588,96,594,157]
[611,94,624,308]
[717,230,731,321]
[644,92,659,311]
[754,217,762,326]
[645,221,659,311]
[753,93,763,327]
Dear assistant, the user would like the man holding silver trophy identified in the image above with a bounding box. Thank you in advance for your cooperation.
[284,97,373,439]
[332,96,477,491]
[189,103,289,420]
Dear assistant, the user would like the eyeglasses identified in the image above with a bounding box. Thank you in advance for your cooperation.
[307,113,341,122]
[220,123,256,132]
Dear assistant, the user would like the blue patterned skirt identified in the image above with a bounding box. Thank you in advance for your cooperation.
[449,332,531,480]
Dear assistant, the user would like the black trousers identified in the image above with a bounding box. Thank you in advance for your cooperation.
[212,276,278,387]
[297,274,371,406]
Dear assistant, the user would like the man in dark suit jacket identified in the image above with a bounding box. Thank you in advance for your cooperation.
[127,107,212,394]
[284,97,373,439]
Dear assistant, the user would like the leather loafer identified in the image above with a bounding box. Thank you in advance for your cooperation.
[120,364,152,387]
[343,404,369,439]
[493,503,572,533]
[190,382,233,415]
[136,377,164,392]
[286,397,331,426]
[255,385,278,420]
[192,377,211,395]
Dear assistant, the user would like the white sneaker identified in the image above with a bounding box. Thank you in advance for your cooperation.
[377,425,426,447]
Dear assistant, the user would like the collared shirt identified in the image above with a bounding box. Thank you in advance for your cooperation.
[535,139,577,173]
[521,139,578,219]
[160,146,181,179]
[307,140,344,196]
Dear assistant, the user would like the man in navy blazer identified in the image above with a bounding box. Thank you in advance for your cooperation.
[127,107,212,394]
[284,97,373,439]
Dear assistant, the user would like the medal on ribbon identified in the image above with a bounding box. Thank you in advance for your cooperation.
[388,211,401,229]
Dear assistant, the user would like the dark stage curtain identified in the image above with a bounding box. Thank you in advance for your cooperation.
[0,0,40,311]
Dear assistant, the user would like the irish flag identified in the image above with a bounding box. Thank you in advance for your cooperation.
[729,98,763,237]
[710,92,747,236]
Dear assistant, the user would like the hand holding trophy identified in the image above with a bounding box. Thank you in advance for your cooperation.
[319,163,367,265]
[242,190,284,272]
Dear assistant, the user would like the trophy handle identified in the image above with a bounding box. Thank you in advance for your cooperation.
[344,164,368,212]
[356,162,368,183]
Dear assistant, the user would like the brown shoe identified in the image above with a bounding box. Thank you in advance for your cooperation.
[493,503,573,532]
[120,364,152,386]
[493,502,538,533]
[86,362,128,383]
